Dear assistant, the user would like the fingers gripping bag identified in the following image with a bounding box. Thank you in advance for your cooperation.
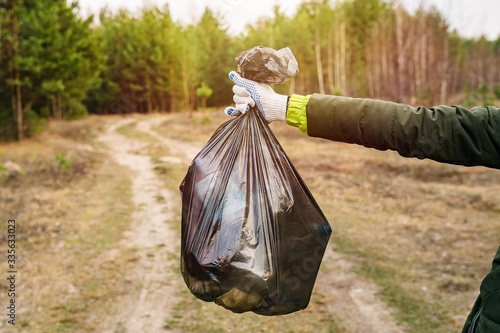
[179,107,332,315]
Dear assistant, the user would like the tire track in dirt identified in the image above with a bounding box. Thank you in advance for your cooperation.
[314,248,407,333]
[135,117,203,163]
[96,118,194,333]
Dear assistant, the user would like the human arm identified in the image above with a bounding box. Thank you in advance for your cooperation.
[290,94,500,169]
[225,72,500,169]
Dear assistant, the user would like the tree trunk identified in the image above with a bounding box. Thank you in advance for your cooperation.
[52,94,62,120]
[181,59,191,117]
[299,52,306,94]
[52,96,60,120]
[22,96,39,114]
[0,13,3,51]
[6,13,17,139]
[387,16,397,101]
[334,24,340,91]
[169,62,176,112]
[340,20,346,95]
[418,15,427,99]
[52,97,57,119]
[327,27,334,94]
[440,37,449,104]
[189,85,196,113]
[315,29,325,94]
[160,92,166,112]
[9,1,23,140]
[289,77,295,96]
[366,39,375,97]
[58,94,62,119]
[145,72,152,113]
[381,23,390,99]
[408,20,416,105]
[15,70,22,129]
[396,9,405,102]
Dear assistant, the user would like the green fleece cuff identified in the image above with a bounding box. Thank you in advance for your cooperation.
[286,94,311,133]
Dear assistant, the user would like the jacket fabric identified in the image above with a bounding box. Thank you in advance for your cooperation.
[306,94,500,169]
[461,247,500,333]
[288,93,500,332]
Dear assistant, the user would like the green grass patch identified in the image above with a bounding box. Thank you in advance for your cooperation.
[351,251,448,331]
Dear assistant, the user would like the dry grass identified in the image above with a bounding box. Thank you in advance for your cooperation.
[277,128,500,332]
[154,111,226,143]
[0,116,134,332]
[153,110,500,333]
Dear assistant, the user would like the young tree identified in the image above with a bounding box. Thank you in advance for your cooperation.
[196,82,213,110]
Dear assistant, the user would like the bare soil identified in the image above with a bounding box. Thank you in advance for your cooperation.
[94,117,207,333]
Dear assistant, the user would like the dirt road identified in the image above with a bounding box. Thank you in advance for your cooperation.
[96,117,201,332]
[96,115,406,333]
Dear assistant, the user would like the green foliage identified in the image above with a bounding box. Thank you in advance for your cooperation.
[26,109,47,134]
[494,86,500,100]
[54,152,73,170]
[196,82,214,110]
[0,0,104,139]
[0,111,16,142]
[1,0,500,140]
[331,86,344,96]
[193,9,235,106]
[85,6,234,114]
[18,0,104,106]
[0,162,7,178]
[196,82,213,99]
[464,81,497,107]
[65,99,88,119]
[201,116,212,125]
[478,81,488,96]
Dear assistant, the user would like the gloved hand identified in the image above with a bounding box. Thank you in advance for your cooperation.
[224,71,288,122]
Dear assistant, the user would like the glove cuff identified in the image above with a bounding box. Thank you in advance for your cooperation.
[265,93,288,122]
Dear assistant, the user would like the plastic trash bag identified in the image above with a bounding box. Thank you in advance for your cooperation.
[179,108,332,315]
[235,46,299,84]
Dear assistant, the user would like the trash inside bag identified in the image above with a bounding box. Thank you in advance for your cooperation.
[235,46,299,84]
[179,108,332,315]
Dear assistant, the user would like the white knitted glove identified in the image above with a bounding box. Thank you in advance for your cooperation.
[224,71,288,122]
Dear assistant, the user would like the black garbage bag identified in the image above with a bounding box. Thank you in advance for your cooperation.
[179,107,332,315]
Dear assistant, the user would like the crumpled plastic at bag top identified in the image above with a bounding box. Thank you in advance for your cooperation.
[235,46,299,84]
[179,108,332,316]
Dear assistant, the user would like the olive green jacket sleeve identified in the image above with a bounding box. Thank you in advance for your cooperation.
[302,94,500,169]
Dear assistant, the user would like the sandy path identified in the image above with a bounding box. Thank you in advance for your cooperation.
[97,115,406,333]
[96,117,198,333]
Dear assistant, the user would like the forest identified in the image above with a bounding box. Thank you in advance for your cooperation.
[1,0,500,140]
